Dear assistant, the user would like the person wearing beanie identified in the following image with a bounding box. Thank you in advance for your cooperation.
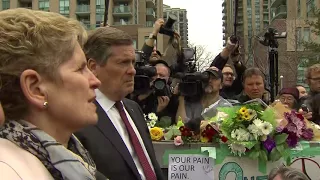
[278,87,300,110]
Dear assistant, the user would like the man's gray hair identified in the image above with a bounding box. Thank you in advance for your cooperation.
[268,166,309,180]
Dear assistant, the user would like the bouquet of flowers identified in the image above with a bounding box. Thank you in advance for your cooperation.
[145,113,182,141]
[207,99,315,163]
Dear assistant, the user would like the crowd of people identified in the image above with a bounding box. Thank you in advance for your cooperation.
[0,8,317,180]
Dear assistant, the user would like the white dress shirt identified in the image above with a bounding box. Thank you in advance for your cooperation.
[95,89,154,180]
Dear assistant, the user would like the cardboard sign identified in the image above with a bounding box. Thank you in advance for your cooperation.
[214,157,281,180]
[289,156,320,180]
[168,154,214,180]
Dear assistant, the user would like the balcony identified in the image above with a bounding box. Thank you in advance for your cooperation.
[146,21,154,27]
[222,13,227,20]
[271,5,287,21]
[222,6,226,13]
[76,5,90,15]
[222,1,226,7]
[270,0,286,8]
[223,21,226,26]
[113,0,132,2]
[113,21,130,25]
[19,0,32,2]
[146,0,155,8]
[113,6,132,17]
[146,8,156,20]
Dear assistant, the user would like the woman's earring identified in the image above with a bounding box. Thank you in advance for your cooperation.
[43,101,48,108]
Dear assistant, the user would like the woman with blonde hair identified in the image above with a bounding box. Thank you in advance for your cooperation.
[0,8,103,179]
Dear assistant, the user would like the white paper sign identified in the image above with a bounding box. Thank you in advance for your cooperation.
[168,154,214,180]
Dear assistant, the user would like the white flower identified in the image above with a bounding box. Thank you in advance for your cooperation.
[247,109,257,120]
[231,129,239,139]
[229,143,247,156]
[148,113,158,121]
[232,128,250,141]
[259,122,273,135]
[237,128,250,141]
[247,124,262,140]
[260,135,268,141]
[149,120,156,127]
[253,118,263,128]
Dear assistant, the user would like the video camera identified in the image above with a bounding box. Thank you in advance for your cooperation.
[134,51,157,94]
[171,47,211,99]
[159,14,177,37]
[134,51,171,97]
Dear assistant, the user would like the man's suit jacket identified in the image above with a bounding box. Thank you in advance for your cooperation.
[75,98,165,180]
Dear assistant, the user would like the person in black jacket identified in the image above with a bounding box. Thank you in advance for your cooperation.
[210,37,246,99]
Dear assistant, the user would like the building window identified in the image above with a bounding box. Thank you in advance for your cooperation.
[2,0,9,10]
[60,0,69,15]
[296,27,303,51]
[133,39,137,49]
[303,28,311,43]
[297,0,301,17]
[39,0,50,11]
[307,0,315,17]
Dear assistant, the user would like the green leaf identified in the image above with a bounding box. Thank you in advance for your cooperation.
[274,134,289,145]
[155,116,172,128]
[176,117,184,127]
[172,128,181,136]
[276,144,285,153]
[270,148,282,162]
[259,150,268,162]
[260,108,277,127]
[248,150,260,160]
[164,130,173,140]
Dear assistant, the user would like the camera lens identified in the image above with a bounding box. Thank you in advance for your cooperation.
[154,79,165,90]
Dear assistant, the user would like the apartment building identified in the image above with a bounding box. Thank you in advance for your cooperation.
[252,0,320,87]
[163,4,189,47]
[0,0,170,54]
[222,0,269,66]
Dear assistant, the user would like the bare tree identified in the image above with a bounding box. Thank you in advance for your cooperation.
[188,42,215,72]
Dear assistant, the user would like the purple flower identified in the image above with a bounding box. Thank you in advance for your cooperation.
[286,133,299,147]
[276,126,284,132]
[263,136,276,153]
[301,128,314,141]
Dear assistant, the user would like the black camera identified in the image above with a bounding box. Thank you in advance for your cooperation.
[134,51,157,94]
[159,14,177,37]
[175,72,210,97]
[153,78,171,97]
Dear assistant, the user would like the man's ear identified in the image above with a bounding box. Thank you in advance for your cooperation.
[88,58,99,77]
[20,70,47,109]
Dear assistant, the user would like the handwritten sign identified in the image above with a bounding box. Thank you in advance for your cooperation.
[168,154,214,180]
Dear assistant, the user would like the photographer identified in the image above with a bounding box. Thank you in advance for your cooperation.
[141,19,164,63]
[210,37,246,99]
[175,67,231,130]
[134,60,177,124]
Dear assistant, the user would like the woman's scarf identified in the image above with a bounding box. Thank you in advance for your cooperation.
[0,120,97,180]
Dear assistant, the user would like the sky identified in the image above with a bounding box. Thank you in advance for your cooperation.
[163,0,224,56]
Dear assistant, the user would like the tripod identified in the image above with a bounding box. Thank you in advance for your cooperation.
[268,46,279,102]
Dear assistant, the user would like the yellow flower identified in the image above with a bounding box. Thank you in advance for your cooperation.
[200,136,209,143]
[150,127,163,141]
[242,112,251,121]
[239,107,248,115]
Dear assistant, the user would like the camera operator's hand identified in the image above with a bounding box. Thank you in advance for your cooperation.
[298,109,313,120]
[220,37,239,59]
[157,96,170,113]
[152,18,165,36]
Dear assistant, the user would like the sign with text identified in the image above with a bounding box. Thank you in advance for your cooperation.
[168,154,214,180]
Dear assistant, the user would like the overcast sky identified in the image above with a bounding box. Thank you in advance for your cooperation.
[163,0,224,56]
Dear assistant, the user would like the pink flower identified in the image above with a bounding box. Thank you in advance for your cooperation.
[174,136,184,146]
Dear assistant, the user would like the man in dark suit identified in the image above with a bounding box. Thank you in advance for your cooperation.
[75,27,165,180]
